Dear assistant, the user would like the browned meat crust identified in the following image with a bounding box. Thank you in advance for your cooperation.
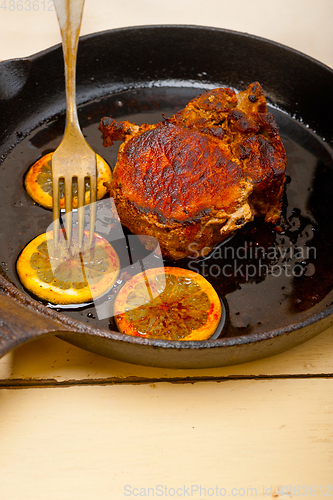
[99,82,286,260]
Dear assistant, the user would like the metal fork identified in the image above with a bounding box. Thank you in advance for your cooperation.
[52,0,97,249]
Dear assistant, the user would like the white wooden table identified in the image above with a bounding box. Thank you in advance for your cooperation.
[0,1,333,498]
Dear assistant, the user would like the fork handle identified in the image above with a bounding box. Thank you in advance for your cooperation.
[54,0,86,129]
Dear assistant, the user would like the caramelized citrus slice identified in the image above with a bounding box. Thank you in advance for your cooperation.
[24,152,112,209]
[16,231,120,304]
[114,267,221,341]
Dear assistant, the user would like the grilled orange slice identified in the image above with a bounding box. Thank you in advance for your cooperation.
[24,152,112,209]
[114,266,221,340]
[16,231,120,304]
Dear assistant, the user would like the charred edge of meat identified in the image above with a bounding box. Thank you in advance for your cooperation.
[99,82,287,260]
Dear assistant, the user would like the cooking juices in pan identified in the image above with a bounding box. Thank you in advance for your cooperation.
[0,86,333,338]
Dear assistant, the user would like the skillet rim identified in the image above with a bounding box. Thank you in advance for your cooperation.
[20,23,333,74]
[1,271,333,351]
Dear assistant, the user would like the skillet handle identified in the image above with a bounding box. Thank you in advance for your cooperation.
[0,291,71,358]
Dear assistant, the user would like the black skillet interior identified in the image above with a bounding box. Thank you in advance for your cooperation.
[0,25,333,365]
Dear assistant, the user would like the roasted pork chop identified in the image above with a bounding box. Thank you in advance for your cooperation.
[99,82,286,260]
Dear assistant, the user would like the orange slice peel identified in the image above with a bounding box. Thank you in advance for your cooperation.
[114,266,222,341]
[16,231,120,305]
[24,152,112,209]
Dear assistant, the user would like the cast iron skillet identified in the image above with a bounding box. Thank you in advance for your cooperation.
[0,25,333,369]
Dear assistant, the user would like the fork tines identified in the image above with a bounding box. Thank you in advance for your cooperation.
[52,149,97,250]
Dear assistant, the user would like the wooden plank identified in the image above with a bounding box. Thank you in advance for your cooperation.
[1,326,333,384]
[0,379,332,499]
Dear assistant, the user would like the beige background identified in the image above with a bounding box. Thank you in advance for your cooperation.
[1,1,333,499]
